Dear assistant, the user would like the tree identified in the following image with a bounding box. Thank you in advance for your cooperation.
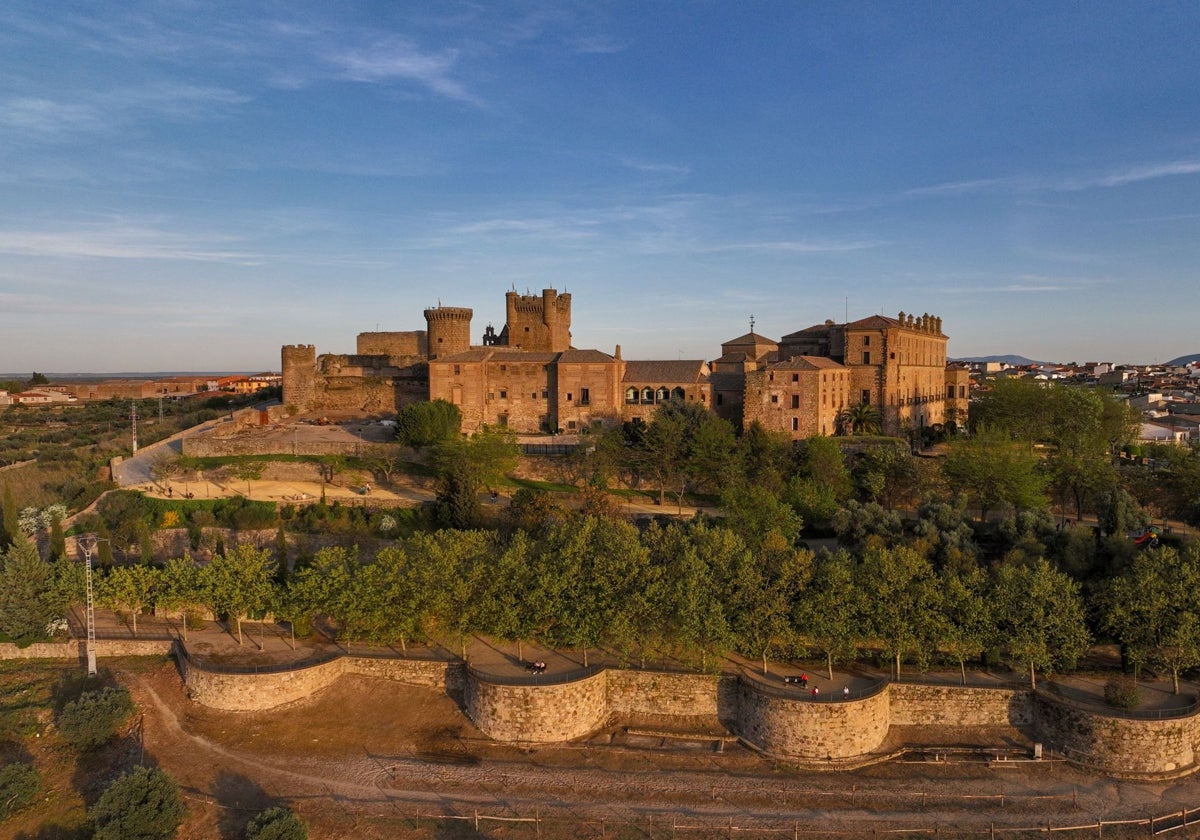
[395,399,462,448]
[736,535,812,674]
[943,428,1048,520]
[0,540,63,644]
[859,545,944,678]
[0,762,39,819]
[938,567,994,683]
[99,564,162,636]
[1100,545,1200,693]
[90,766,186,840]
[362,443,407,485]
[201,545,277,645]
[56,686,135,750]
[158,556,205,639]
[793,549,864,680]
[232,459,265,498]
[989,558,1089,689]
[837,402,882,436]
[719,484,803,549]
[0,484,18,549]
[246,806,308,840]
[48,507,67,560]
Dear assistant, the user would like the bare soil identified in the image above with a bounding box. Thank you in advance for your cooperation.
[96,661,1200,839]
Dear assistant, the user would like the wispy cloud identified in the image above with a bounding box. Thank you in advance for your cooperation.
[0,83,249,140]
[0,224,259,264]
[619,157,691,176]
[909,159,1200,197]
[940,274,1110,294]
[328,37,477,104]
[694,239,885,254]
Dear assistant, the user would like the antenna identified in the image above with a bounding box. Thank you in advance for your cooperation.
[130,400,138,453]
[749,314,756,333]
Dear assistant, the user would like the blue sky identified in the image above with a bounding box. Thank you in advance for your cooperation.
[1,1,1198,373]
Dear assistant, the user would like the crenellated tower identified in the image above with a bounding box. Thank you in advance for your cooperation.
[503,289,572,352]
[423,306,473,359]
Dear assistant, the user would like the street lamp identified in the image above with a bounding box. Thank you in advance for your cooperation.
[77,534,107,676]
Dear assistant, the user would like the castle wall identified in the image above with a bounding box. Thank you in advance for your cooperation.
[889,683,1033,727]
[605,670,730,718]
[357,331,428,360]
[425,307,473,359]
[0,639,173,661]
[555,361,623,432]
[504,290,571,352]
[281,345,316,413]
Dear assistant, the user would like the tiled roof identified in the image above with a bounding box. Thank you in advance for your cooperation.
[722,331,777,347]
[623,360,709,384]
[770,355,847,371]
[557,349,616,364]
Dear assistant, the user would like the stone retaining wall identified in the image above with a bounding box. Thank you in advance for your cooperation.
[736,682,890,760]
[463,671,609,743]
[889,683,1033,727]
[180,655,349,711]
[0,639,172,660]
[606,670,728,717]
[1034,693,1200,777]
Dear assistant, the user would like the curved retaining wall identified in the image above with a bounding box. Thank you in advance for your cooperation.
[463,670,609,743]
[736,681,890,761]
[890,683,1032,727]
[1034,692,1200,777]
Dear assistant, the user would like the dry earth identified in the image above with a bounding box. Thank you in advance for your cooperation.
[93,661,1200,839]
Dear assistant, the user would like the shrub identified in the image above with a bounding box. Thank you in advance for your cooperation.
[56,686,135,750]
[1104,675,1141,710]
[246,806,308,840]
[90,766,186,840]
[0,762,40,819]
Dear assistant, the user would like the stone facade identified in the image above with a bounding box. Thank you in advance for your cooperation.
[284,290,963,438]
[463,669,609,743]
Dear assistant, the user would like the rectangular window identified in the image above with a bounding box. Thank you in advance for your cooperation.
[770,394,779,404]
[792,417,799,431]
[580,387,590,405]
[863,336,871,346]
[499,390,507,400]
[947,384,955,399]
[567,420,577,430]
[863,351,871,364]
[453,365,460,375]
[791,394,800,409]
[861,390,871,405]
[532,392,537,399]
[500,364,507,372]
[542,390,549,399]
[792,373,799,382]
[566,392,573,402]
[960,385,967,398]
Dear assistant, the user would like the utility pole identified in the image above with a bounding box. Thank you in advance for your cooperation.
[78,535,105,676]
[130,400,138,453]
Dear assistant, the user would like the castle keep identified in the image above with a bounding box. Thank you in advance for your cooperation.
[283,289,968,437]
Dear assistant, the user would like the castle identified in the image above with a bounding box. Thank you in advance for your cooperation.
[282,289,969,438]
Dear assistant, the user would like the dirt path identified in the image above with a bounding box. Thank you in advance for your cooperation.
[124,664,1200,839]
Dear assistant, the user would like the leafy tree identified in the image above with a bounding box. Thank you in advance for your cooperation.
[246,805,308,840]
[736,534,812,674]
[0,762,39,819]
[0,484,18,549]
[0,540,64,644]
[910,496,979,573]
[989,558,1089,688]
[362,443,408,485]
[27,372,48,386]
[48,507,67,560]
[1100,545,1200,693]
[201,545,277,645]
[938,567,994,683]
[645,523,734,670]
[99,564,162,636]
[860,545,944,678]
[737,422,794,495]
[830,500,903,552]
[56,686,136,750]
[793,549,864,680]
[395,399,462,448]
[232,459,265,498]
[719,484,803,549]
[1094,487,1149,538]
[158,557,205,639]
[90,766,186,840]
[943,428,1048,520]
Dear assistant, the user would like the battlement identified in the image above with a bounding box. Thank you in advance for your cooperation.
[897,312,943,334]
[423,306,473,322]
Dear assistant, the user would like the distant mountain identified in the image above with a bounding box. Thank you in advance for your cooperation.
[1165,353,1200,367]
[0,371,256,380]
[950,355,1043,366]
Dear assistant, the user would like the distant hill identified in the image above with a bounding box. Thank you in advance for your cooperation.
[0,371,255,380]
[950,355,1043,366]
[1165,353,1200,367]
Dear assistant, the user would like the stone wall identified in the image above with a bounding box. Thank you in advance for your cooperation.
[463,670,609,744]
[889,683,1033,727]
[736,681,890,761]
[606,670,728,718]
[1033,693,1200,777]
[180,654,348,711]
[347,657,466,694]
[0,639,173,660]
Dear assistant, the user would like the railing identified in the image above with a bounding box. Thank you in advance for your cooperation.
[1038,681,1200,721]
[739,668,890,703]
[466,663,604,687]
[172,639,343,675]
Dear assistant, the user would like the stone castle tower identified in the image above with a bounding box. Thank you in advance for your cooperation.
[503,289,571,352]
[281,344,316,411]
[423,306,473,359]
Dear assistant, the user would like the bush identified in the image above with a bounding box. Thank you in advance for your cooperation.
[56,686,135,750]
[1104,675,1141,710]
[0,762,40,819]
[90,766,186,840]
[246,806,308,840]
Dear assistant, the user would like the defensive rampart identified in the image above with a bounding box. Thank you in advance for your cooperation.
[167,647,1200,777]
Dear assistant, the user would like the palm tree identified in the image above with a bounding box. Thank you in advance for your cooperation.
[837,403,882,436]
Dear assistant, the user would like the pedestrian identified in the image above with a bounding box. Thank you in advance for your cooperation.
[167,485,173,497]
[811,687,819,699]
[800,673,808,688]
[843,686,850,699]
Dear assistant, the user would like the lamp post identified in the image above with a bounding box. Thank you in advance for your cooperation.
[77,534,107,676]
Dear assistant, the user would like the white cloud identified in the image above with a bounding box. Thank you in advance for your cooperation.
[329,37,477,104]
[0,225,259,264]
[910,159,1200,198]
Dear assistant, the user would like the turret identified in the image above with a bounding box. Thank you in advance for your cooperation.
[424,307,473,359]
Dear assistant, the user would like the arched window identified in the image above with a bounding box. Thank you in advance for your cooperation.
[672,387,685,400]
[625,387,638,404]
[641,387,654,402]
[655,387,669,402]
